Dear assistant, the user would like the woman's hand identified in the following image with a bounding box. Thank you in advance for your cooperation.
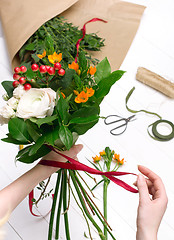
[38,144,83,179]
[0,144,83,217]
[136,165,168,240]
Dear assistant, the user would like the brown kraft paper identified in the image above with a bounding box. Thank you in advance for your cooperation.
[0,0,146,70]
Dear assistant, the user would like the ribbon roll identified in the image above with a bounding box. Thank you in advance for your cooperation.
[149,120,174,141]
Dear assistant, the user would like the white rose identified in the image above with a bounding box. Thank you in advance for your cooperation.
[13,85,26,99]
[7,97,19,110]
[16,88,56,119]
[0,105,16,119]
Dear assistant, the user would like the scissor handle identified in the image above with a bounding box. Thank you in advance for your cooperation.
[104,115,124,125]
[110,121,128,135]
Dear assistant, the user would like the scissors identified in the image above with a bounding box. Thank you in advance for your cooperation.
[104,114,136,135]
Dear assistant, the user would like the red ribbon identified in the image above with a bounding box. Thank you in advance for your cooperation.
[29,190,54,217]
[29,190,41,217]
[75,18,107,63]
[39,146,138,194]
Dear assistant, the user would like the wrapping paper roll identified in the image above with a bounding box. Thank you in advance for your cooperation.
[136,67,174,98]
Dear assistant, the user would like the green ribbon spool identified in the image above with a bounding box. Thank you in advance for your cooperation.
[126,87,174,142]
[149,120,174,141]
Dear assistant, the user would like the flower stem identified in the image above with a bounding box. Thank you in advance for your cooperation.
[69,170,105,240]
[63,170,70,240]
[35,177,51,207]
[55,172,64,239]
[48,170,61,240]
[103,179,109,239]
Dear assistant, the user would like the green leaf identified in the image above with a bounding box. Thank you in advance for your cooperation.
[69,115,99,124]
[25,43,35,51]
[94,57,111,84]
[29,136,45,156]
[1,133,28,145]
[49,69,75,93]
[16,145,32,159]
[74,74,82,89]
[57,93,69,125]
[8,118,31,143]
[26,120,41,141]
[1,81,14,98]
[35,115,58,127]
[31,54,40,63]
[71,106,100,118]
[16,145,51,164]
[70,119,99,135]
[79,51,87,71]
[58,125,73,150]
[25,68,35,80]
[45,34,54,55]
[44,126,59,146]
[95,70,125,99]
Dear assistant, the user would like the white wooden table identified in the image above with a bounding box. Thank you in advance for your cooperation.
[0,0,174,239]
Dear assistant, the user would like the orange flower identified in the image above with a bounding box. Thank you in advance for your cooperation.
[37,50,46,59]
[92,155,101,163]
[48,52,62,64]
[86,87,95,97]
[73,90,79,95]
[88,66,96,75]
[99,150,106,156]
[113,153,125,165]
[75,91,88,103]
[68,61,79,72]
[61,92,66,99]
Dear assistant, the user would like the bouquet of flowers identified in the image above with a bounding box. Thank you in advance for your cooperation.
[0,35,125,239]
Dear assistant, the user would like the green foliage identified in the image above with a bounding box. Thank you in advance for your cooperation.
[35,115,58,127]
[8,118,32,143]
[56,93,69,125]
[19,16,105,67]
[58,125,73,150]
[95,70,125,99]
[1,81,14,98]
[26,120,41,141]
[48,69,75,94]
[79,51,88,71]
[29,136,45,156]
[16,144,50,164]
[94,57,111,84]
[1,133,28,145]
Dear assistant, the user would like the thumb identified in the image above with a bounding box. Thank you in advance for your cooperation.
[137,174,150,204]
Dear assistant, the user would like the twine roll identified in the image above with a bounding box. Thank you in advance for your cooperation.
[136,67,174,98]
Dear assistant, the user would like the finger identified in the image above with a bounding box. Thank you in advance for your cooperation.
[137,174,150,203]
[64,144,83,158]
[138,165,167,200]
[134,178,154,195]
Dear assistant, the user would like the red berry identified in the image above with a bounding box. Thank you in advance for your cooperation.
[19,77,26,85]
[24,83,31,90]
[54,62,61,70]
[47,67,55,75]
[12,81,20,88]
[14,67,21,73]
[20,66,27,73]
[58,68,65,76]
[39,65,47,73]
[13,73,20,80]
[45,66,50,71]
[31,64,39,71]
